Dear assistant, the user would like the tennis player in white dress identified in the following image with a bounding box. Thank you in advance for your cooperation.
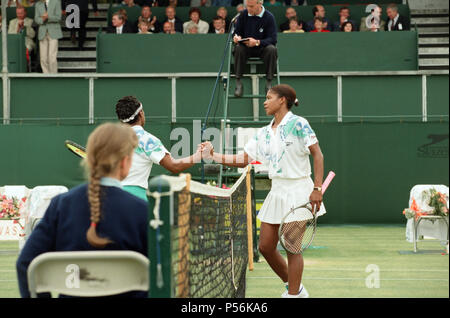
[202,84,325,298]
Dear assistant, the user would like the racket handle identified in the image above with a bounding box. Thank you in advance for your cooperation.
[321,171,335,194]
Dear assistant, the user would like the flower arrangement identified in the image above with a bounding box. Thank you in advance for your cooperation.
[423,189,448,217]
[0,195,26,220]
[403,189,448,220]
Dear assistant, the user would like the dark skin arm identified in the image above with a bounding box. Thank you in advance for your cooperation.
[201,142,251,168]
[309,143,324,213]
[159,145,202,174]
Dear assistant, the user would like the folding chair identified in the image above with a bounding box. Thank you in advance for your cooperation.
[27,251,149,297]
[20,186,68,251]
[407,184,449,253]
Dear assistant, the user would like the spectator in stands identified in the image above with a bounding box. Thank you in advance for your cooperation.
[385,3,410,31]
[162,21,176,34]
[117,8,136,32]
[306,5,332,32]
[16,123,149,298]
[120,0,138,7]
[187,25,198,34]
[190,0,211,7]
[137,20,152,33]
[107,12,134,33]
[233,0,278,96]
[62,1,99,50]
[135,4,160,33]
[341,21,354,32]
[35,0,63,73]
[183,7,209,34]
[213,6,230,31]
[8,5,36,54]
[279,7,304,33]
[310,17,330,33]
[212,0,231,6]
[7,0,36,6]
[283,0,304,5]
[282,17,304,33]
[162,5,183,33]
[209,16,226,34]
[264,0,281,7]
[332,6,356,32]
[236,3,245,13]
[360,5,385,32]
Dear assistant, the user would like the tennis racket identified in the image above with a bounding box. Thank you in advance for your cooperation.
[278,171,335,255]
[65,140,86,159]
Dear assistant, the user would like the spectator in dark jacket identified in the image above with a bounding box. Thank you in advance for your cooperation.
[332,7,357,32]
[385,3,410,31]
[305,5,333,32]
[107,11,135,33]
[279,7,304,32]
[62,0,99,49]
[233,0,278,96]
[161,5,184,33]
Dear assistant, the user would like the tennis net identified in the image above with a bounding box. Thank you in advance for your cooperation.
[148,166,254,298]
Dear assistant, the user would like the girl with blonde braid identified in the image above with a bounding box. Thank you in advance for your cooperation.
[17,123,148,298]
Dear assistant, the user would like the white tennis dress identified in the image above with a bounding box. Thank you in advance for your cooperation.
[244,111,326,224]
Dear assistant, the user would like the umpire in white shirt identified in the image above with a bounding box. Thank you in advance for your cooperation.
[35,0,63,73]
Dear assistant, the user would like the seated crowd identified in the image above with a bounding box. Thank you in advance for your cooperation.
[106,2,410,34]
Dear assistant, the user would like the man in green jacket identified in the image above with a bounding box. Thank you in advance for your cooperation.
[35,0,63,73]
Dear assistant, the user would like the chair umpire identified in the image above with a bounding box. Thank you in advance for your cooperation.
[233,0,278,97]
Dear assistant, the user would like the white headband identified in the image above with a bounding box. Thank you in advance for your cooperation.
[121,103,143,123]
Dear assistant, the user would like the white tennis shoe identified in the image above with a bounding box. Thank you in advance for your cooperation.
[281,284,309,298]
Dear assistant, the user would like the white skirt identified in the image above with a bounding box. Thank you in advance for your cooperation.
[257,177,327,224]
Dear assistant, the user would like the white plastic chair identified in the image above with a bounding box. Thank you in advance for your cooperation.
[27,251,149,298]
[406,184,449,252]
[20,186,68,250]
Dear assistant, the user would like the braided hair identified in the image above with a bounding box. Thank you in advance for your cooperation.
[84,123,138,248]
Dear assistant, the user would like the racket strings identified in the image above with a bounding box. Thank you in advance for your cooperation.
[280,209,316,254]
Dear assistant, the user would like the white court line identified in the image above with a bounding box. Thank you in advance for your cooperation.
[0,280,16,282]
[247,277,449,281]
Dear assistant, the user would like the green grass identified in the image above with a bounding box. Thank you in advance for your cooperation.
[1,225,448,298]
[0,241,20,298]
[246,225,449,298]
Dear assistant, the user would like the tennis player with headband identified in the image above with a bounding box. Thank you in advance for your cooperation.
[202,84,325,298]
[115,96,203,201]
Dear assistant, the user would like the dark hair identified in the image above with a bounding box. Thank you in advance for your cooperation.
[141,4,151,10]
[312,5,323,16]
[189,7,201,19]
[341,21,354,31]
[269,84,299,109]
[213,15,225,22]
[314,16,324,23]
[340,6,349,12]
[288,17,299,24]
[115,96,142,125]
